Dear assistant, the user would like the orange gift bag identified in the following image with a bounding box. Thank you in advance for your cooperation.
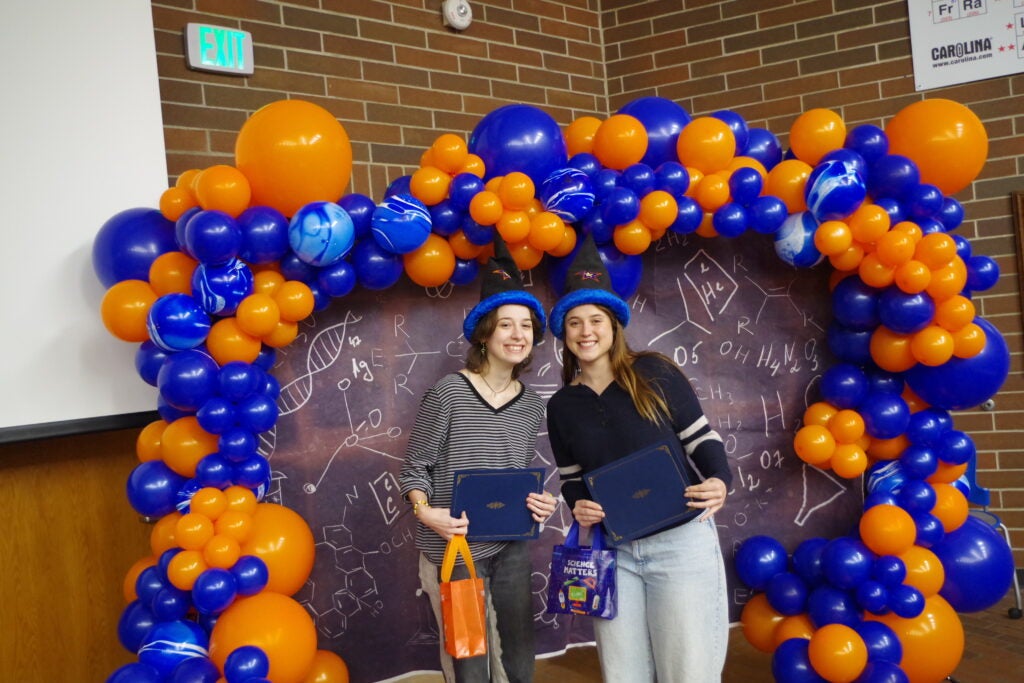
[439,534,487,659]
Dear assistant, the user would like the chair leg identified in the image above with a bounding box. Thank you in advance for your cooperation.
[995,521,1023,619]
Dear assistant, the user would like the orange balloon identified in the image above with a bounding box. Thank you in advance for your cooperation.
[933,295,975,332]
[409,166,452,206]
[496,210,532,244]
[951,322,986,358]
[150,511,182,556]
[694,212,718,238]
[870,326,916,372]
[930,482,968,533]
[176,168,202,192]
[793,425,836,466]
[204,533,242,569]
[765,159,812,213]
[790,109,846,166]
[263,319,299,348]
[449,230,484,260]
[867,595,964,683]
[866,434,909,461]
[235,99,352,217]
[507,240,544,271]
[899,545,945,597]
[693,173,731,212]
[189,487,229,520]
[639,190,678,232]
[740,593,785,653]
[814,220,853,256]
[847,203,890,243]
[100,280,158,342]
[527,211,566,252]
[914,232,956,269]
[241,503,315,595]
[167,549,208,591]
[893,259,931,294]
[548,226,578,258]
[195,165,252,217]
[874,230,915,267]
[162,416,219,478]
[136,419,168,463]
[236,293,282,338]
[773,614,815,648]
[159,186,198,222]
[804,401,838,428]
[404,234,456,288]
[565,116,602,156]
[275,280,316,322]
[210,593,318,683]
[925,257,968,301]
[727,155,768,178]
[225,485,258,514]
[207,317,262,365]
[807,623,866,683]
[677,117,736,174]
[149,251,198,296]
[858,253,896,288]
[613,220,653,255]
[430,133,468,175]
[123,555,157,603]
[303,650,350,683]
[469,190,504,225]
[594,114,649,170]
[459,153,486,178]
[885,98,988,195]
[175,512,215,551]
[497,172,536,211]
[830,443,868,478]
[215,509,254,544]
[828,410,865,444]
[928,460,968,484]
[253,269,286,297]
[829,243,865,272]
[859,504,916,556]
[910,325,954,367]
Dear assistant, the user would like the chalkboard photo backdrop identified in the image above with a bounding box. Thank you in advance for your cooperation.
[265,230,861,682]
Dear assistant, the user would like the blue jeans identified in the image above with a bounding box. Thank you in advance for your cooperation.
[427,541,535,683]
[593,518,728,683]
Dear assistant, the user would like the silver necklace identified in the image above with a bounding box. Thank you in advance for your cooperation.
[478,372,513,396]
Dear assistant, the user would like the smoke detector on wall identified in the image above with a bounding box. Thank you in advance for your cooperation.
[442,0,472,31]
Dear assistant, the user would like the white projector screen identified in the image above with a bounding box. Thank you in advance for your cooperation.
[0,1,169,441]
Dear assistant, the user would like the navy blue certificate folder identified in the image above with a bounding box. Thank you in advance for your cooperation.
[584,439,698,543]
[451,467,544,541]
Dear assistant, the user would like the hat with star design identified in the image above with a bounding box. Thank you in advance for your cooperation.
[462,234,546,341]
[548,234,630,339]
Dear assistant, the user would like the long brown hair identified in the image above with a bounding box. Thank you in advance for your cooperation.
[465,306,540,379]
[558,305,670,424]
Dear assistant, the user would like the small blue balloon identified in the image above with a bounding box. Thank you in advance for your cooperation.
[352,238,404,290]
[279,252,318,284]
[158,394,195,423]
[861,392,910,439]
[196,397,236,435]
[219,428,257,462]
[887,583,924,618]
[191,258,254,316]
[232,555,270,596]
[854,621,903,664]
[184,210,242,265]
[805,159,866,221]
[135,340,170,387]
[600,186,640,226]
[195,452,233,488]
[138,619,209,677]
[225,645,270,683]
[898,443,938,480]
[592,168,621,201]
[175,207,202,258]
[766,572,809,616]
[937,429,975,466]
[136,565,167,605]
[620,163,656,196]
[871,554,907,587]
[904,183,944,219]
[582,210,613,244]
[670,195,704,234]
[791,537,829,587]
[938,197,965,231]
[234,454,271,488]
[429,199,463,237]
[539,167,596,222]
[158,349,220,412]
[771,638,826,683]
[461,215,495,246]
[774,212,823,267]
[654,161,690,196]
[117,600,157,653]
[384,174,411,198]
[874,197,905,224]
[746,195,788,234]
[744,127,783,170]
[855,579,889,615]
[905,407,951,446]
[820,363,869,409]
[735,535,787,590]
[728,167,763,206]
[618,96,692,167]
[337,192,377,239]
[371,193,432,254]
[867,154,920,201]
[317,259,357,298]
[288,201,355,267]
[93,207,178,288]
[236,394,278,434]
[169,656,221,683]
[598,243,644,299]
[912,511,945,548]
[108,662,163,683]
[148,294,212,352]
[877,287,935,334]
[192,568,238,615]
[897,479,937,513]
[844,124,889,164]
[821,148,868,181]
[966,254,999,291]
[806,585,859,627]
[831,275,880,331]
[450,257,479,286]
[821,537,873,590]
[568,152,601,178]
[712,202,748,238]
[151,585,191,622]
[237,206,289,264]
[828,325,878,372]
[856,661,909,683]
[448,173,485,211]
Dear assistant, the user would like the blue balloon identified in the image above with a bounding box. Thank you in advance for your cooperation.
[735,535,787,590]
[745,127,783,170]
[670,196,704,234]
[867,154,920,201]
[151,585,191,622]
[192,568,238,615]
[966,254,999,291]
[370,193,432,254]
[461,215,495,245]
[234,454,271,488]
[904,317,1009,410]
[93,207,178,288]
[806,585,859,627]
[384,174,411,198]
[937,429,975,466]
[821,537,873,590]
[877,287,935,334]
[288,201,355,266]
[747,195,788,234]
[232,555,270,596]
[135,340,170,387]
[621,163,656,196]
[539,168,596,222]
[897,479,937,513]
[844,124,889,164]
[938,197,965,231]
[600,186,640,226]
[911,510,944,548]
[117,599,157,653]
[136,565,167,605]
[791,537,829,587]
[820,363,869,409]
[253,344,276,371]
[592,168,621,201]
[728,167,763,206]
[191,258,254,316]
[774,212,823,267]
[712,203,748,238]
[772,638,827,683]
[219,428,257,462]
[158,394,195,423]
[898,443,938,480]
[138,619,209,677]
[175,207,202,258]
[279,252,318,283]
[337,192,377,239]
[904,183,944,219]
[148,293,211,352]
[828,322,873,365]
[218,361,260,401]
[887,583,924,618]
[618,96,691,167]
[933,514,1016,612]
[236,394,278,434]
[711,109,749,154]
[237,206,289,264]
[352,238,404,290]
[225,645,270,683]
[653,161,690,196]
[766,572,809,616]
[196,397,236,435]
[871,554,906,587]
[127,461,187,517]
[169,656,221,683]
[855,579,889,614]
[175,477,204,513]
[866,461,907,497]
[855,661,909,683]
[469,104,568,184]
[450,257,479,286]
[568,152,601,178]
[860,392,910,439]
[805,159,866,221]
[821,148,868,181]
[866,367,903,395]
[429,199,463,237]
[905,407,951,446]
[874,197,905,225]
[831,275,880,330]
[184,210,242,265]
[158,349,220,412]
[108,662,163,683]
[196,453,233,488]
[597,243,643,299]
[854,621,902,664]
[448,173,486,211]
[317,259,357,298]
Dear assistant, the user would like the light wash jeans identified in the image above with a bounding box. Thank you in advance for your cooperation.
[593,518,728,683]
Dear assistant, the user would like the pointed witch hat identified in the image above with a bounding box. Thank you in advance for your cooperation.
[548,234,630,339]
[462,234,546,341]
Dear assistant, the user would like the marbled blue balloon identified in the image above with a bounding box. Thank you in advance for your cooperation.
[137,619,209,678]
[191,258,254,316]
[539,168,595,222]
[370,193,432,254]
[773,211,823,268]
[147,293,211,352]
[805,158,867,221]
[288,201,354,267]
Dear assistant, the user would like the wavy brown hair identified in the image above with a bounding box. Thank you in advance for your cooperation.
[465,307,540,379]
[559,305,670,424]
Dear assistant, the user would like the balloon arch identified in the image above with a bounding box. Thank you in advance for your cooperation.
[95,96,1014,683]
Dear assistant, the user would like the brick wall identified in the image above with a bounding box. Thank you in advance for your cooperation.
[152,0,1023,564]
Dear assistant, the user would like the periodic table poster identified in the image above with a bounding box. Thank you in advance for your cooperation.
[909,0,1024,90]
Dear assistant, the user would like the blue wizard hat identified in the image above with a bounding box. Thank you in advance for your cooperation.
[462,235,546,341]
[548,235,630,339]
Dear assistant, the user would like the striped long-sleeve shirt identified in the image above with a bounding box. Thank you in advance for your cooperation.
[399,371,545,565]
[546,353,732,533]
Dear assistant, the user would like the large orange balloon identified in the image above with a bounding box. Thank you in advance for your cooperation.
[807,623,867,683]
[404,234,456,288]
[867,595,964,683]
[210,593,318,683]
[859,504,915,556]
[593,114,649,170]
[885,99,988,195]
[790,108,846,165]
[677,117,736,174]
[235,99,353,217]
[303,650,350,683]
[100,280,158,342]
[241,503,315,595]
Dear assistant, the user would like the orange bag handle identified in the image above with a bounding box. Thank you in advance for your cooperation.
[440,534,477,582]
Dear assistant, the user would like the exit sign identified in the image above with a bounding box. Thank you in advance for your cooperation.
[185,23,253,76]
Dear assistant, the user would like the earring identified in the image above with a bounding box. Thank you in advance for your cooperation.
[481,343,487,355]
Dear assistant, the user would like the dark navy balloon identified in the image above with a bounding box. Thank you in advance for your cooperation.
[539,168,595,222]
[654,161,690,196]
[867,154,920,201]
[337,192,377,239]
[288,201,355,266]
[845,124,889,164]
[148,293,211,352]
[191,258,254,316]
[831,275,880,330]
[877,287,935,334]
[744,127,783,170]
[711,109,749,154]
[237,206,289,264]
[352,238,404,290]
[184,210,242,265]
[370,193,432,254]
[448,173,485,211]
[746,195,787,235]
[135,340,170,387]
